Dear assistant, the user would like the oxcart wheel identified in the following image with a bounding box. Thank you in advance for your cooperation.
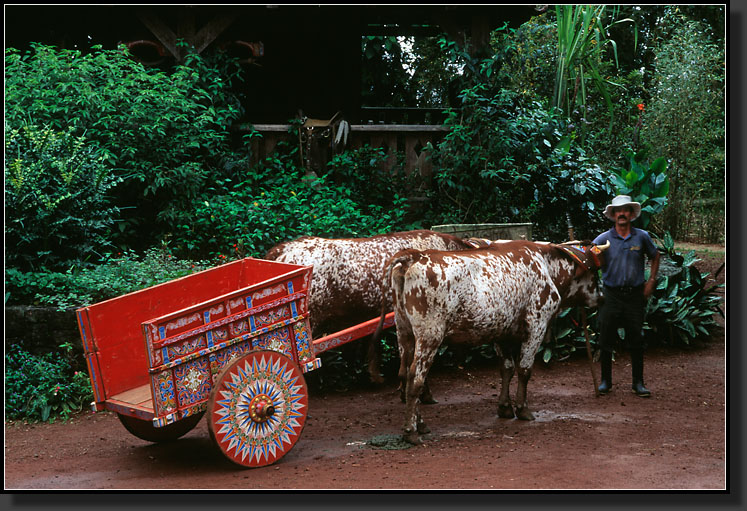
[117,411,204,443]
[208,350,308,468]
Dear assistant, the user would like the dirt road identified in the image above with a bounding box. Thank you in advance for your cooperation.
[5,325,725,491]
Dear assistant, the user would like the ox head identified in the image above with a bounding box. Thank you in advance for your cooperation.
[555,240,610,308]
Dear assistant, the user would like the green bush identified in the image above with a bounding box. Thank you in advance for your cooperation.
[429,88,613,241]
[5,124,121,272]
[642,14,725,241]
[4,43,246,250]
[171,148,414,260]
[5,342,93,422]
[644,232,724,345]
[4,247,211,309]
[609,149,670,230]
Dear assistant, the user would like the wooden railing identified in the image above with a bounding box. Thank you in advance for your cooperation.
[235,123,449,178]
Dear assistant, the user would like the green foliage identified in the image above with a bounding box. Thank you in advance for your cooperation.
[553,5,635,122]
[4,43,245,250]
[429,84,612,241]
[644,233,724,345]
[171,147,414,260]
[5,342,93,422]
[641,13,725,242]
[504,13,558,103]
[609,149,670,229]
[4,247,211,309]
[5,124,121,272]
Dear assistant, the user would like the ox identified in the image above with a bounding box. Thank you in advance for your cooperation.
[264,230,474,385]
[375,239,608,444]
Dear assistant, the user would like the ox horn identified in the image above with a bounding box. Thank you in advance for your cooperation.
[560,240,582,245]
[596,240,611,251]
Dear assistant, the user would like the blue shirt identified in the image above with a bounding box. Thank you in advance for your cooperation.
[593,227,658,288]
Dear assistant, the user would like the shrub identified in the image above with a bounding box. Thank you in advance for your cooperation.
[644,232,724,345]
[609,149,670,230]
[642,14,725,241]
[4,247,211,309]
[428,89,613,241]
[5,123,120,272]
[5,342,93,422]
[4,43,245,250]
[170,148,414,260]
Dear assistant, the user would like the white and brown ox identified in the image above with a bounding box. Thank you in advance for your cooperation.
[374,239,609,444]
[264,230,474,384]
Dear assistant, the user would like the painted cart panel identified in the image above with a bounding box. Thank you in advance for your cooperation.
[76,258,315,426]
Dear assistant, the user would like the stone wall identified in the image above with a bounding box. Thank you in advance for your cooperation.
[5,306,85,360]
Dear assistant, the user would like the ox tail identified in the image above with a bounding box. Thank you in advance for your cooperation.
[370,249,420,348]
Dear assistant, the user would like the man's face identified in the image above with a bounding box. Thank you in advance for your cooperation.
[612,206,633,225]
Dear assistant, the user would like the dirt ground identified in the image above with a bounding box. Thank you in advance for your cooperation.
[4,250,728,492]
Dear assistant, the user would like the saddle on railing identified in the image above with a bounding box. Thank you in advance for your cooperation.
[297,110,350,176]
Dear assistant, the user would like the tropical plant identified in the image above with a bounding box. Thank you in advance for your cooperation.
[5,342,93,422]
[644,232,724,345]
[552,5,635,123]
[609,149,670,230]
[428,82,612,241]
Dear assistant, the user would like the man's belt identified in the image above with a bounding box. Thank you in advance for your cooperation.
[604,284,643,294]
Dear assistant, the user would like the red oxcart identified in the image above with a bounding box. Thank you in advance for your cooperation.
[76,257,394,468]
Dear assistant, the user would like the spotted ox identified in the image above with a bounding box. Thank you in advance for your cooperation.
[264,230,474,383]
[375,240,608,444]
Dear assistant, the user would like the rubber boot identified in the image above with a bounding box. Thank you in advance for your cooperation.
[631,349,651,397]
[598,350,612,395]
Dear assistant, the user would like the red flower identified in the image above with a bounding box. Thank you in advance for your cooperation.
[637,103,645,111]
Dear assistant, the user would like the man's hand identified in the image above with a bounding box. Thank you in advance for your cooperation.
[643,279,656,298]
[644,251,661,299]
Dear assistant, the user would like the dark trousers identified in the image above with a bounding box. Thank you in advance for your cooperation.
[598,285,645,353]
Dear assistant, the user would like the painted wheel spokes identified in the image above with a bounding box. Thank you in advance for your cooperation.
[208,350,308,468]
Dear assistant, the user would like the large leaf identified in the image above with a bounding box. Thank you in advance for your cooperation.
[649,157,667,175]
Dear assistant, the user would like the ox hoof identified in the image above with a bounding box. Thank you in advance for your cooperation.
[369,373,386,385]
[420,393,438,405]
[497,404,515,419]
[516,407,535,421]
[403,430,422,446]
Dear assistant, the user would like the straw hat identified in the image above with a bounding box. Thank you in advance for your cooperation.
[603,195,641,221]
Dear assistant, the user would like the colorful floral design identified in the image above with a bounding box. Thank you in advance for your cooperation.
[175,359,211,407]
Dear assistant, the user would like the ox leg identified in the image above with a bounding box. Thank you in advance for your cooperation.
[397,331,414,403]
[396,330,437,405]
[514,336,542,421]
[419,379,438,405]
[514,367,535,421]
[366,335,385,385]
[403,340,439,445]
[494,344,516,419]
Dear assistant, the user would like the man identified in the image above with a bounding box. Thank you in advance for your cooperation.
[593,195,661,397]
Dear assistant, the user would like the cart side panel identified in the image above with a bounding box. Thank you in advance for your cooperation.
[143,264,315,423]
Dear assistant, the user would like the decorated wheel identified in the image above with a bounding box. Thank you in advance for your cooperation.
[207,350,308,468]
[118,411,204,443]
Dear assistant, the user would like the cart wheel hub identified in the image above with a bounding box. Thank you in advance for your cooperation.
[249,394,275,423]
